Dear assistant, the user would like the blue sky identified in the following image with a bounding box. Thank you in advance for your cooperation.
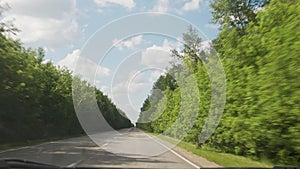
[1,0,219,122]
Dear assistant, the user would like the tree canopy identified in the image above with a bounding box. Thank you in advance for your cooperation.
[137,0,299,165]
[0,15,132,144]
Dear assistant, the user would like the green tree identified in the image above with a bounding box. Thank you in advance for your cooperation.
[138,0,299,164]
[0,10,132,143]
[211,0,269,34]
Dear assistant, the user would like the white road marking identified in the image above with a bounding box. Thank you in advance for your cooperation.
[67,160,83,168]
[100,143,108,149]
[0,141,58,154]
[0,146,29,153]
[146,133,200,169]
[0,139,73,154]
[48,141,80,144]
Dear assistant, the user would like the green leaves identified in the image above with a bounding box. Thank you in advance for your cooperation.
[0,19,132,143]
[209,0,299,164]
[138,0,299,165]
[210,0,269,32]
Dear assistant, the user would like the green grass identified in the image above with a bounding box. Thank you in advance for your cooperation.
[154,134,273,167]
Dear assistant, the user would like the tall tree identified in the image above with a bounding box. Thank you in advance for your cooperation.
[138,0,299,164]
[210,0,269,33]
[0,9,133,143]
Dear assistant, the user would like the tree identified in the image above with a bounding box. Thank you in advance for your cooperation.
[138,0,300,164]
[0,8,133,143]
[210,0,269,33]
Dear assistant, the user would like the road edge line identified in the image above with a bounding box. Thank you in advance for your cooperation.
[0,146,29,153]
[67,160,83,168]
[146,133,200,169]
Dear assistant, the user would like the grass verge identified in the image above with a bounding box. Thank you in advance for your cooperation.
[153,133,273,167]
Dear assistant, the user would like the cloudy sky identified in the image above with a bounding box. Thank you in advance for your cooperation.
[0,0,219,122]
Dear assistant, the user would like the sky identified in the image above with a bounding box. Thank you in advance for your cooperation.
[0,0,219,123]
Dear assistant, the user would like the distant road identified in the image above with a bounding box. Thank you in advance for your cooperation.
[0,128,219,168]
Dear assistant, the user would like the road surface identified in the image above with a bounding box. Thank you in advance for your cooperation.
[0,128,219,168]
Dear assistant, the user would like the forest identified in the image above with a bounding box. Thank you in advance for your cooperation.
[0,11,133,144]
[137,0,300,165]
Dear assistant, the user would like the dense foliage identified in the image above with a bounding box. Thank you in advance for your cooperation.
[0,19,132,144]
[137,0,299,165]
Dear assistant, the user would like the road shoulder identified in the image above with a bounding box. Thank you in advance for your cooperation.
[147,133,222,168]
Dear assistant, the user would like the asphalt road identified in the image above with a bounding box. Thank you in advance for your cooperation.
[0,128,202,168]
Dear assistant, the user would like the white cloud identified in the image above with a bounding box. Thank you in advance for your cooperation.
[150,0,205,15]
[0,0,81,48]
[141,39,181,67]
[57,49,80,71]
[152,0,169,13]
[112,82,128,94]
[113,35,143,50]
[112,76,147,94]
[110,69,166,122]
[111,71,158,116]
[94,0,136,10]
[141,46,171,67]
[183,0,201,11]
[100,85,110,95]
[129,81,150,93]
[112,69,163,96]
[57,49,111,83]
[148,70,164,83]
[129,70,164,92]
[205,23,219,30]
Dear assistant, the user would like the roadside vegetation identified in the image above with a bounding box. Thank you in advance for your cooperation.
[0,9,132,145]
[137,0,300,165]
[157,134,273,167]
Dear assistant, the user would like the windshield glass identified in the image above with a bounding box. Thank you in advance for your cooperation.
[0,0,299,168]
